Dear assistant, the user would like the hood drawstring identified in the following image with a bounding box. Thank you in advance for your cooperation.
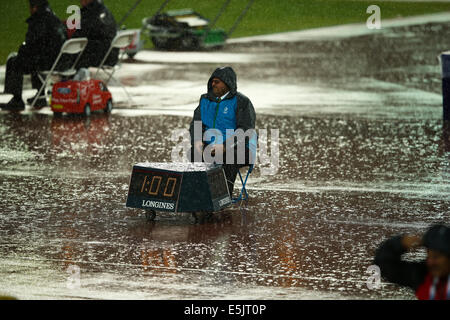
[212,98,221,129]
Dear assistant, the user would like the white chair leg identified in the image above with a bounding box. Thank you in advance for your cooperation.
[113,76,134,107]
[31,75,48,109]
[38,73,50,103]
[95,63,134,107]
[106,71,134,107]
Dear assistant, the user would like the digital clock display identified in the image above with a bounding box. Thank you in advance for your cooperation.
[126,168,182,212]
[126,162,232,214]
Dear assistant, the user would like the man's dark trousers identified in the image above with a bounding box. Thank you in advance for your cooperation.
[4,47,48,98]
[191,144,253,198]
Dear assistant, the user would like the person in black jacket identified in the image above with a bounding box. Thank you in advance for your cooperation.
[71,0,119,69]
[1,0,67,111]
[189,66,257,197]
[374,223,450,300]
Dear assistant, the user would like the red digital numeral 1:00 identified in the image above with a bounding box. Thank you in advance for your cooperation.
[140,175,177,197]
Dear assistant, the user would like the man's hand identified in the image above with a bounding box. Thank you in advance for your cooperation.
[401,235,422,250]
[210,143,224,156]
[194,141,204,155]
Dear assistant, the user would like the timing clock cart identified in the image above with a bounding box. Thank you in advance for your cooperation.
[50,79,113,117]
[126,162,232,222]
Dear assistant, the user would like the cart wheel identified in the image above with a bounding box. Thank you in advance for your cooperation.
[181,35,197,50]
[192,211,213,224]
[191,212,198,224]
[84,104,91,117]
[104,100,113,113]
[145,210,156,221]
[151,37,167,50]
[205,211,214,221]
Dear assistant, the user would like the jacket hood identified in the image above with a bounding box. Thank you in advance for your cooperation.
[207,66,237,99]
[29,0,48,8]
[27,3,52,23]
[423,224,450,256]
[82,0,104,10]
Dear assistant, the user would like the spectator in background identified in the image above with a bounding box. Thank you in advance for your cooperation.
[1,0,66,111]
[72,0,119,69]
[374,223,450,300]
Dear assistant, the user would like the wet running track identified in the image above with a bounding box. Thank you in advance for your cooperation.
[0,18,449,299]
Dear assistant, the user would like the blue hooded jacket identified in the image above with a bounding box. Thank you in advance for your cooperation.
[189,67,256,151]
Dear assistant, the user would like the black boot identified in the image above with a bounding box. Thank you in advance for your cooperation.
[0,96,25,111]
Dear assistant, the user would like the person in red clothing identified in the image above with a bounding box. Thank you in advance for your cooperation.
[374,223,450,300]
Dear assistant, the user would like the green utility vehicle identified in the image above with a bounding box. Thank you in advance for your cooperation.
[143,8,227,50]
[140,0,254,51]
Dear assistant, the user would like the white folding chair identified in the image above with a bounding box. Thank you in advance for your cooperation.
[94,29,139,105]
[31,38,88,109]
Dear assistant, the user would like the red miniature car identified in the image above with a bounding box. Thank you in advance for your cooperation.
[51,79,113,116]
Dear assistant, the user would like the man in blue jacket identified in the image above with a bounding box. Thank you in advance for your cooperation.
[189,66,256,197]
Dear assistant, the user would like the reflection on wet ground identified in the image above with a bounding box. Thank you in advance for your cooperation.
[1,21,450,299]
